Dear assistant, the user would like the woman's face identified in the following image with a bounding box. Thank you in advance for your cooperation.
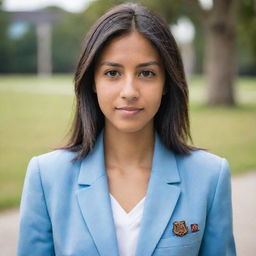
[94,31,165,134]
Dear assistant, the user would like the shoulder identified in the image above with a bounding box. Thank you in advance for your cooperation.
[32,149,78,167]
[175,149,231,185]
[177,149,228,169]
[176,149,229,172]
[26,149,81,182]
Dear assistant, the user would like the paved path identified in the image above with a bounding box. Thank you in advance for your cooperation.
[1,172,256,256]
[232,171,256,255]
[0,208,19,256]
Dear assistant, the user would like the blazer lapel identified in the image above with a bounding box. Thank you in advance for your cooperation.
[76,130,119,256]
[135,132,181,256]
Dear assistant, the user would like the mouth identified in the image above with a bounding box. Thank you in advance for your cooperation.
[116,107,144,111]
[115,107,144,116]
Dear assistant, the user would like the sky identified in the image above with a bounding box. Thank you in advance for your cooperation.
[3,0,212,12]
[3,0,96,12]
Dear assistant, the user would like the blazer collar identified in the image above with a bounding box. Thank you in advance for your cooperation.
[76,129,181,256]
[77,130,106,185]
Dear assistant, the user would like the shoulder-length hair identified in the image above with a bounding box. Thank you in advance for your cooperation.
[61,2,197,160]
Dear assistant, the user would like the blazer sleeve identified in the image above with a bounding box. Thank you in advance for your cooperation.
[17,157,55,256]
[199,158,236,256]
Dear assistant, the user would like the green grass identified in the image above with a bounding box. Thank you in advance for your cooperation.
[0,74,255,210]
[0,75,74,209]
[188,76,256,174]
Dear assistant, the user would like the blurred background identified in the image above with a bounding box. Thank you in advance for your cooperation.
[0,0,255,255]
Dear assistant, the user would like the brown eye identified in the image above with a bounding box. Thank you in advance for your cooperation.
[139,70,155,78]
[105,70,120,78]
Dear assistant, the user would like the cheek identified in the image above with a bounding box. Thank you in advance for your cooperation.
[95,86,116,113]
[96,93,109,113]
[145,89,164,112]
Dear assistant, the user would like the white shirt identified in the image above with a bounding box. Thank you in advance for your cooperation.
[109,194,146,256]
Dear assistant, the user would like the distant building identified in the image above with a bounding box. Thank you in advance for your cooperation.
[9,10,61,76]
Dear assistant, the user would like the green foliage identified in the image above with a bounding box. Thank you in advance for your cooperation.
[52,10,85,72]
[0,7,11,73]
[0,12,37,73]
[237,0,256,75]
[139,0,181,24]
[238,0,256,54]
[7,25,37,73]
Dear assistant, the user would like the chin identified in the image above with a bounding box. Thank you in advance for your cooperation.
[110,122,152,134]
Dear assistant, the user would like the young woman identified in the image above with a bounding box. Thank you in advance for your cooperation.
[17,2,236,256]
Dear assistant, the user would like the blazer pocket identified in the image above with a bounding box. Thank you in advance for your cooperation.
[156,231,201,248]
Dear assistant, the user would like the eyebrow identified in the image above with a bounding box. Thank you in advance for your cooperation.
[99,61,160,68]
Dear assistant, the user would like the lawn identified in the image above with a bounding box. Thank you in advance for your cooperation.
[0,75,255,210]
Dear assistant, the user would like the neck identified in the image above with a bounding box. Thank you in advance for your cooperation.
[103,125,155,171]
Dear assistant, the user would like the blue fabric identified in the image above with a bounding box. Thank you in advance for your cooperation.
[17,130,236,256]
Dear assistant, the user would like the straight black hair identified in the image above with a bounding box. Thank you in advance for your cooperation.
[60,2,197,160]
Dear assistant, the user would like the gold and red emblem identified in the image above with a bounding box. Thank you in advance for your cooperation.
[191,224,199,232]
[172,221,188,237]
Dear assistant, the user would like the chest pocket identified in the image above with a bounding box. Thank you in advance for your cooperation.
[153,231,201,256]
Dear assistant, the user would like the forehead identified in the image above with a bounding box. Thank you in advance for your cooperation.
[97,31,162,63]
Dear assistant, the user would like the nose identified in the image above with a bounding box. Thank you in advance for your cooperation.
[120,77,139,101]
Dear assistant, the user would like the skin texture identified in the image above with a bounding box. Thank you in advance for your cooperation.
[94,31,165,135]
[94,31,166,212]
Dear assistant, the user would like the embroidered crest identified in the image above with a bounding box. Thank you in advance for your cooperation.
[191,224,199,232]
[172,221,188,237]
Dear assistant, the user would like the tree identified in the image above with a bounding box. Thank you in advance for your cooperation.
[188,0,238,105]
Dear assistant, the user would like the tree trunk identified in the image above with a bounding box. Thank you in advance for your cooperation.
[203,0,238,106]
[36,22,52,77]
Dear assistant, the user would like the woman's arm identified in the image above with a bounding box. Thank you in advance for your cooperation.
[17,157,55,256]
[199,159,236,256]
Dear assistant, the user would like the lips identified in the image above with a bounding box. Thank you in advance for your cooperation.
[115,107,143,116]
[115,107,143,111]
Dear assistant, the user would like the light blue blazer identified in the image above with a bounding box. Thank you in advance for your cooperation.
[17,130,236,256]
